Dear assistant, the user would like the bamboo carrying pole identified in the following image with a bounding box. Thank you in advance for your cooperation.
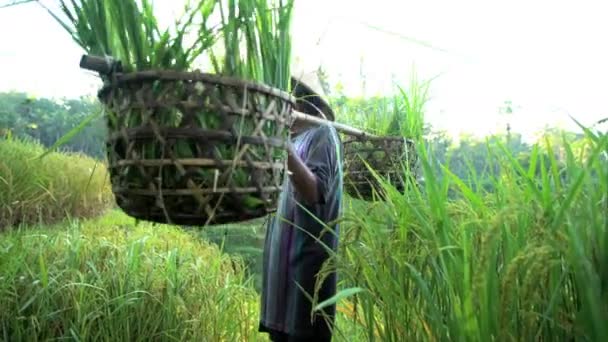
[291,110,379,139]
[292,110,415,144]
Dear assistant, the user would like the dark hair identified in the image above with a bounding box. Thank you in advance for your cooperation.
[290,77,335,121]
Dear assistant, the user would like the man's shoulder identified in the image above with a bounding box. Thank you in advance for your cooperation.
[317,122,338,134]
[310,123,340,143]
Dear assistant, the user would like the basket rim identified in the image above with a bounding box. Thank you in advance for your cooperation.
[98,70,297,104]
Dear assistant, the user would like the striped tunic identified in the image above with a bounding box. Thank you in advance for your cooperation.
[259,124,343,339]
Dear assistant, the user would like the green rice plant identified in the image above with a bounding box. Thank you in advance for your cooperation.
[211,0,294,91]
[41,0,220,72]
[0,136,113,229]
[0,210,261,340]
[248,0,294,91]
[337,96,398,136]
[393,71,433,141]
[337,70,433,141]
[204,0,295,177]
[311,124,607,341]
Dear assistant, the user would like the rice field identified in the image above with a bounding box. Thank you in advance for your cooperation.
[0,210,262,341]
[2,121,605,341]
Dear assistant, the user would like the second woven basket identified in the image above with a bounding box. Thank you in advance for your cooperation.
[343,136,417,201]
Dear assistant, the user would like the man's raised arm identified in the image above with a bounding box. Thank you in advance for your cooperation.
[287,125,338,207]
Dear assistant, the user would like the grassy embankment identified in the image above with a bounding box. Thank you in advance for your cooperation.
[0,137,113,229]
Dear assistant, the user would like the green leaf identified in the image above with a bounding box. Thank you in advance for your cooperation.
[242,196,265,208]
[313,287,364,312]
[39,254,49,288]
[38,108,103,159]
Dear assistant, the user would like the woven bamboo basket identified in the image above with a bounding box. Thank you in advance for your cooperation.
[343,135,417,201]
[96,70,295,226]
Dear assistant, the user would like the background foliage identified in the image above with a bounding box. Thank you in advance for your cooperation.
[0,92,106,158]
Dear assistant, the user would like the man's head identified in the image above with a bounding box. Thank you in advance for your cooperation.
[290,72,334,134]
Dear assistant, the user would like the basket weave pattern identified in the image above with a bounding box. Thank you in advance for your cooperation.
[99,71,295,225]
[343,136,417,200]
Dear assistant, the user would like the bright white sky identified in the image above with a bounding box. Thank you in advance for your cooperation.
[1,0,606,142]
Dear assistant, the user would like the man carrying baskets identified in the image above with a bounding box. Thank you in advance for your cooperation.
[259,71,343,342]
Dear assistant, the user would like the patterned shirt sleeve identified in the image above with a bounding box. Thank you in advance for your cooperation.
[301,124,340,205]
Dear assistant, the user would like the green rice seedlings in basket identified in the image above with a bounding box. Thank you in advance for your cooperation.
[42,0,221,163]
[42,0,219,71]
[204,0,295,203]
[43,0,296,224]
[209,0,294,148]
